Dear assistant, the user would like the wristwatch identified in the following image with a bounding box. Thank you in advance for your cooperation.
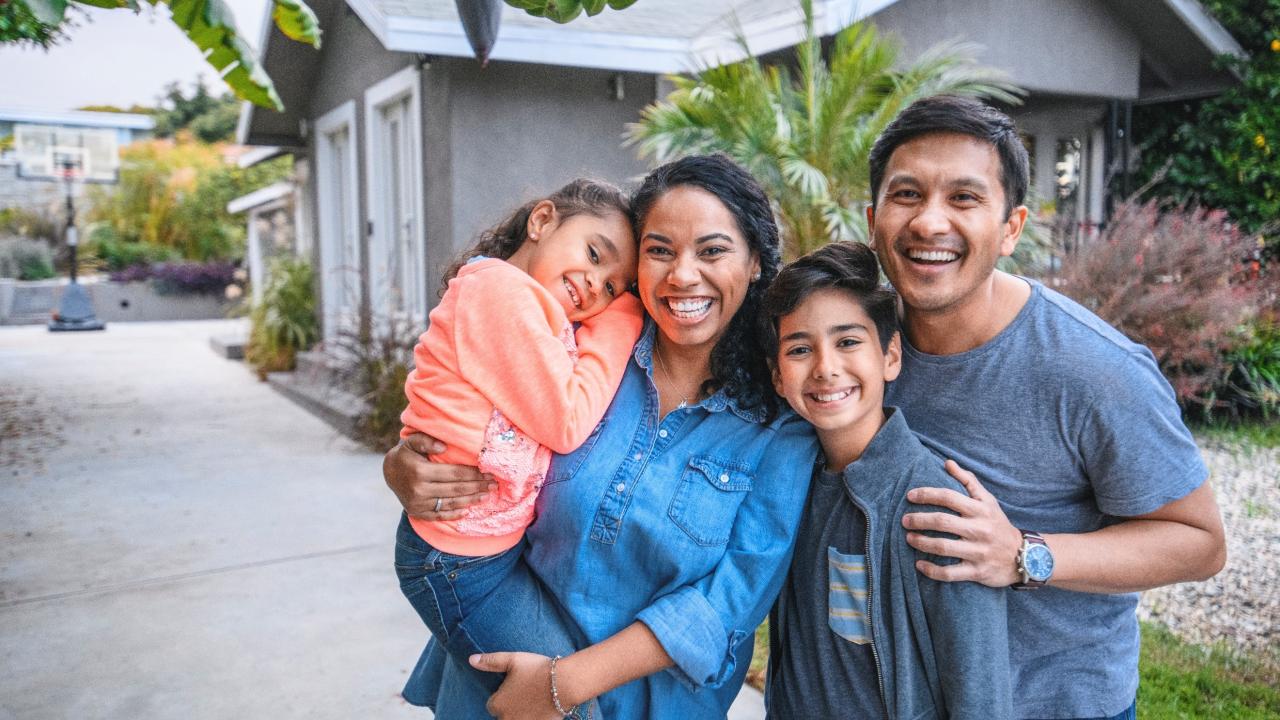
[1013,530,1054,590]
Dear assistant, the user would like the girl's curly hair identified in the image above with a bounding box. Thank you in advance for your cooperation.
[631,154,783,422]
[440,178,630,291]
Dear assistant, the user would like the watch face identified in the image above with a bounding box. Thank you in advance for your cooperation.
[1024,543,1054,582]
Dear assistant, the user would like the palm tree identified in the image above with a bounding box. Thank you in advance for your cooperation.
[625,0,1023,258]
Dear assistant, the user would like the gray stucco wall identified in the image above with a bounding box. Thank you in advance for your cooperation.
[306,9,413,123]
[427,59,653,303]
[870,0,1142,99]
[303,8,414,328]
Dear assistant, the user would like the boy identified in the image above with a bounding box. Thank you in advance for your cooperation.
[762,241,1012,719]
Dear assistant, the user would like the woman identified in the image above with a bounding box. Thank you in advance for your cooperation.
[384,154,818,718]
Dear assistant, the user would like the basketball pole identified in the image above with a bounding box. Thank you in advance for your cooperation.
[48,159,105,332]
[64,160,78,284]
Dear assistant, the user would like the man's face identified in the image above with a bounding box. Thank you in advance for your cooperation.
[867,132,1026,318]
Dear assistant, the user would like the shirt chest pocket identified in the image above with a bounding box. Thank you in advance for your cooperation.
[668,456,754,547]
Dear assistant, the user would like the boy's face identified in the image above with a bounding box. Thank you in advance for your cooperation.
[773,288,901,449]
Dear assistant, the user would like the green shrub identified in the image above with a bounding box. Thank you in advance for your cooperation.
[1224,319,1280,418]
[86,225,180,271]
[1131,0,1280,258]
[245,257,318,379]
[0,236,56,280]
[0,207,60,243]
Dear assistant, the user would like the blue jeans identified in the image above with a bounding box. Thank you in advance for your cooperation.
[394,514,596,718]
[394,513,523,675]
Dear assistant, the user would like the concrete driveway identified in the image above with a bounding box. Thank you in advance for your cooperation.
[0,320,765,719]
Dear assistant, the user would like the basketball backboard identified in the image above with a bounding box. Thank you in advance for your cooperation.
[14,123,120,183]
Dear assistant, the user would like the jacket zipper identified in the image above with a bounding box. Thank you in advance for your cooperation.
[854,496,890,720]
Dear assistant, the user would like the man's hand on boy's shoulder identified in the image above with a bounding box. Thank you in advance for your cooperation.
[902,460,1023,587]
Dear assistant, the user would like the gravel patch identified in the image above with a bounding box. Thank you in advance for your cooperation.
[1139,436,1280,664]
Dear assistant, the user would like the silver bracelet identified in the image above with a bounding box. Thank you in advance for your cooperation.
[549,655,579,719]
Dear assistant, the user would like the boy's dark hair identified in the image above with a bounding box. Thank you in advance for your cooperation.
[868,95,1030,219]
[631,153,783,421]
[441,177,630,291]
[762,241,898,361]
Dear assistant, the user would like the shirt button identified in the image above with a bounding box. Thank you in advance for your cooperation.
[633,452,643,461]
[616,482,626,492]
[719,473,730,483]
[658,429,668,438]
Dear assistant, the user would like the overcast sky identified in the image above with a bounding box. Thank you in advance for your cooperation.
[0,0,269,111]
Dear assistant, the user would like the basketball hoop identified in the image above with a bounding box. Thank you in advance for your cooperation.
[14,124,118,183]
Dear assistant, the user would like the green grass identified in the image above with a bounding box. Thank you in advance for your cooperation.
[1193,417,1280,449]
[1138,621,1280,718]
[746,620,1280,717]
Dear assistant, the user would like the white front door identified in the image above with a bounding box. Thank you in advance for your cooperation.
[315,101,361,346]
[365,66,425,329]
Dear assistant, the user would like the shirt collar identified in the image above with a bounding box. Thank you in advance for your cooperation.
[634,319,767,424]
[839,407,919,504]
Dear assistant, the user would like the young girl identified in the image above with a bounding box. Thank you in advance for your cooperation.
[394,178,642,683]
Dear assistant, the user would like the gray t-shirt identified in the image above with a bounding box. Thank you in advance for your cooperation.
[767,468,883,719]
[886,279,1207,719]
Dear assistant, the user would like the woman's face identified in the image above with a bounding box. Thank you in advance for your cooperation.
[637,185,761,355]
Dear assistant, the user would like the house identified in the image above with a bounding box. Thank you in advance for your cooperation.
[0,107,154,211]
[238,0,1242,351]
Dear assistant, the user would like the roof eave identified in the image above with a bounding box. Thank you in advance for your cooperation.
[1162,0,1248,77]
[353,0,897,74]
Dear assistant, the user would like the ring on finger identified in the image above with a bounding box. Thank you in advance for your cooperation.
[434,497,443,513]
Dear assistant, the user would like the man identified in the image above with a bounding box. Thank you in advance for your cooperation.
[866,95,1225,719]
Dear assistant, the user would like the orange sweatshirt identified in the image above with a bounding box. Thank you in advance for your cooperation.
[400,258,643,556]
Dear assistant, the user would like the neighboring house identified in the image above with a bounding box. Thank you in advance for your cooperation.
[238,0,1242,348]
[0,107,154,211]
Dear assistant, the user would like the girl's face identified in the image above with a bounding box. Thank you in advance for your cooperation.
[637,186,761,355]
[510,203,637,323]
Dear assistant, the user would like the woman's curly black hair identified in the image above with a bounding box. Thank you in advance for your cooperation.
[630,154,783,422]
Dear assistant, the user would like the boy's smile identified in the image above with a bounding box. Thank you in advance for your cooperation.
[773,288,901,470]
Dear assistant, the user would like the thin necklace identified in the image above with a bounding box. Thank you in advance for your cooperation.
[653,343,693,409]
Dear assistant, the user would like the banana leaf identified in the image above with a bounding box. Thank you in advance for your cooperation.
[504,0,637,24]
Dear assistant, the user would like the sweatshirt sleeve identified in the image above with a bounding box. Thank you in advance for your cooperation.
[452,267,643,454]
[907,468,1013,720]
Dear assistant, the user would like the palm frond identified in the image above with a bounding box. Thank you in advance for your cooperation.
[628,2,1025,257]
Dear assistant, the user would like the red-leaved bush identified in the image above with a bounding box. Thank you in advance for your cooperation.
[1055,200,1263,413]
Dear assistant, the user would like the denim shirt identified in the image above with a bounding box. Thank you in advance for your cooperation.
[524,321,819,718]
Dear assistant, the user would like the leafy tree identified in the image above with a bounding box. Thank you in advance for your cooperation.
[0,0,67,45]
[1131,0,1280,258]
[152,80,239,142]
[625,0,1020,258]
[87,137,290,261]
[3,0,320,110]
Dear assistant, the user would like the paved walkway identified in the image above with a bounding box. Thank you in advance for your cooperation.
[0,320,765,719]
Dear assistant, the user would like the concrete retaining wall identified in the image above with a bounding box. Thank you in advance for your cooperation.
[0,278,236,325]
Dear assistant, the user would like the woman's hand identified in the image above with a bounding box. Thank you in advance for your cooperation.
[470,652,565,720]
[382,433,496,520]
